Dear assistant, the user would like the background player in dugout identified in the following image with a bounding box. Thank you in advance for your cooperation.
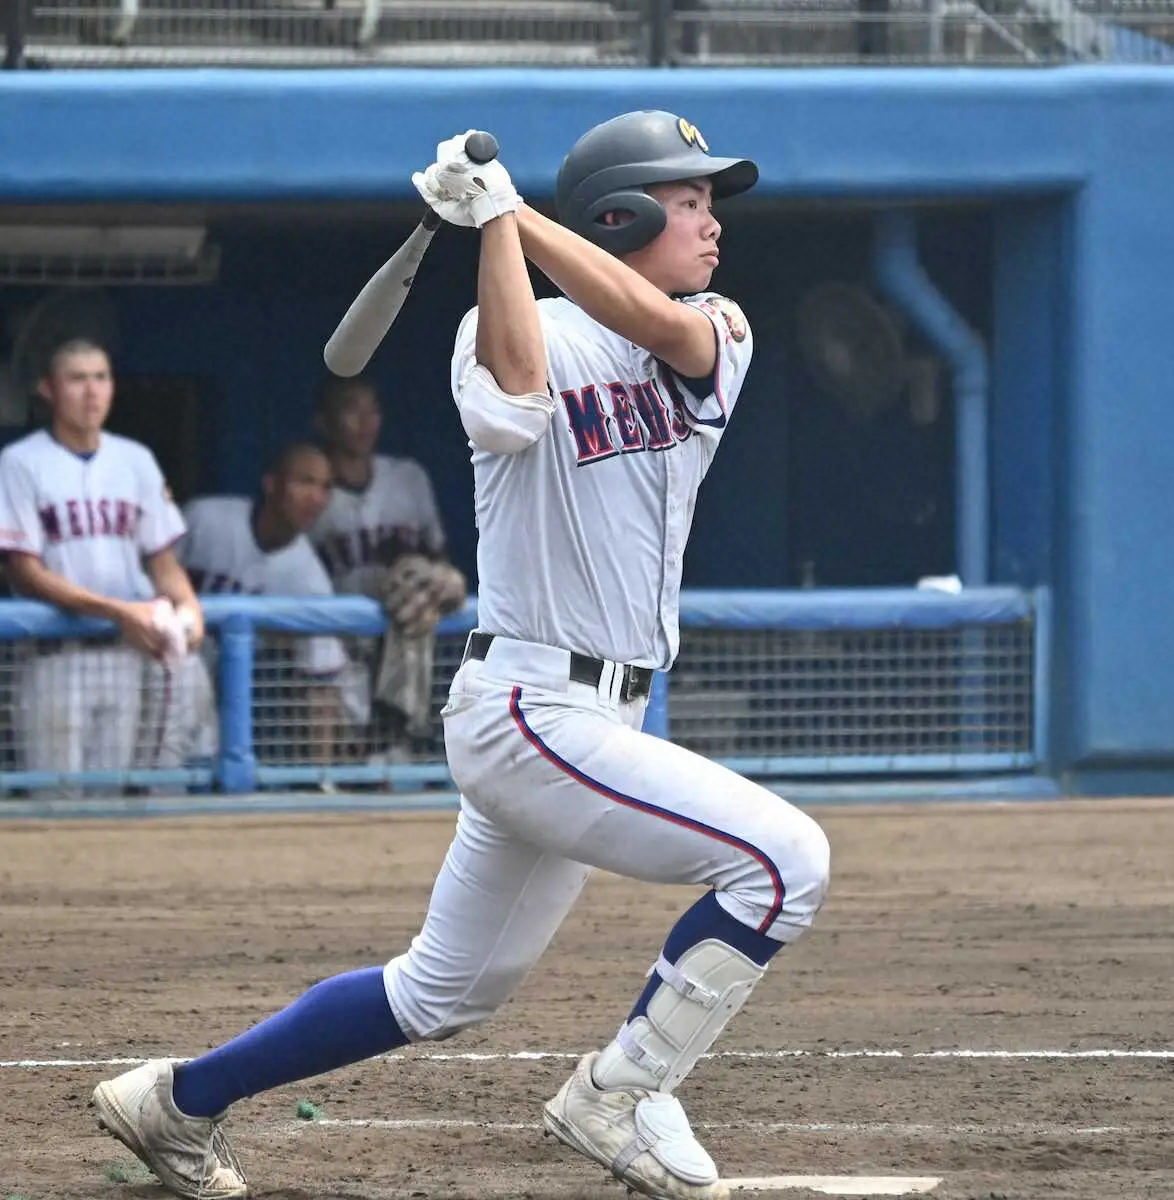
[90,112,831,1200]
[0,339,203,788]
[310,375,466,762]
[177,442,352,769]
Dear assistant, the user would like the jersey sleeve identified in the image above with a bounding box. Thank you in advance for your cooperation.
[408,461,447,556]
[137,450,186,556]
[174,499,203,567]
[450,306,480,406]
[0,450,46,556]
[448,305,555,456]
[666,294,754,430]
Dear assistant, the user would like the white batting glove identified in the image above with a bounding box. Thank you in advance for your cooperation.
[443,159,520,228]
[412,162,478,228]
[418,130,521,228]
[435,131,478,168]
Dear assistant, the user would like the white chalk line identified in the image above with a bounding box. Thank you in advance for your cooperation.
[6,1047,1173,1069]
[279,1116,1167,1139]
[729,1178,940,1196]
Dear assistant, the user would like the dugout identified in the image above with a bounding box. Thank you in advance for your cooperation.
[0,67,1172,795]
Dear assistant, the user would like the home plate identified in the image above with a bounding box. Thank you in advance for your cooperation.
[727,1177,942,1196]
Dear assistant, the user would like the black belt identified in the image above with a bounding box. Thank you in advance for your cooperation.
[463,631,654,702]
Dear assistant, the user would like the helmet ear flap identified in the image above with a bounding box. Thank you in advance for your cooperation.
[581,189,667,256]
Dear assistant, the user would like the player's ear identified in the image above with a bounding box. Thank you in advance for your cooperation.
[35,376,53,404]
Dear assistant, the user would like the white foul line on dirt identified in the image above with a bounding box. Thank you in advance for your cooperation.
[5,1047,1173,1069]
[727,1179,941,1196]
[283,1117,1165,1138]
[285,1123,946,1194]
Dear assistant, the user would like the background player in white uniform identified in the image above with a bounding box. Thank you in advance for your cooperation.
[92,113,831,1200]
[0,339,203,789]
[311,375,465,758]
[179,443,349,767]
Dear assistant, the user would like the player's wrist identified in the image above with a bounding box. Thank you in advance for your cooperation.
[78,594,133,625]
[470,188,521,229]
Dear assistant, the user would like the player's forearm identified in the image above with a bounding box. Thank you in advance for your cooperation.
[148,551,199,614]
[475,214,547,396]
[516,204,689,358]
[4,554,129,623]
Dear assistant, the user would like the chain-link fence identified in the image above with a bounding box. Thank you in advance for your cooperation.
[669,623,1034,767]
[0,588,1047,797]
[0,633,216,796]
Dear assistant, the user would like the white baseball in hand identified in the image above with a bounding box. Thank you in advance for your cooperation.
[151,598,190,662]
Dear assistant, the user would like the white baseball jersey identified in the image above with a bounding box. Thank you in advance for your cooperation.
[0,428,184,597]
[381,282,833,1051]
[178,496,347,678]
[450,292,753,671]
[311,455,446,598]
[0,429,186,788]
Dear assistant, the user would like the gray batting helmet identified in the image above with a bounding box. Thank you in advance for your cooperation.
[555,110,758,257]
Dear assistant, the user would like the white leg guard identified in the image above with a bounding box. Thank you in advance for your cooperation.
[593,939,767,1094]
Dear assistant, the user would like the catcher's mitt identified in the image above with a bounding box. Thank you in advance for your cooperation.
[381,553,466,636]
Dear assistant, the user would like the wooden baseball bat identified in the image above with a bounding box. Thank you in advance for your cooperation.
[323,130,500,378]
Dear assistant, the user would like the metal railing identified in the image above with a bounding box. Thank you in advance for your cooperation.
[10,0,1174,66]
[0,587,1048,798]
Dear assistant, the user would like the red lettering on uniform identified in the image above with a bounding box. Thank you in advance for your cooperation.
[39,505,62,544]
[98,498,112,535]
[562,386,616,464]
[607,383,646,452]
[667,391,691,442]
[66,500,83,538]
[115,500,131,537]
[84,498,97,536]
[632,381,675,450]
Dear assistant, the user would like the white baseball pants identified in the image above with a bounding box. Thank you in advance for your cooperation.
[385,634,830,1042]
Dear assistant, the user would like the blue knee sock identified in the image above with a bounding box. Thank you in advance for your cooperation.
[171,965,408,1118]
[626,889,783,1024]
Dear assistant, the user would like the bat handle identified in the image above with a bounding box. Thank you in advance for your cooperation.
[413,132,496,230]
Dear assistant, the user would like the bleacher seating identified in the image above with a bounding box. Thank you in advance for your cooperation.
[23,0,646,66]
[17,0,1174,67]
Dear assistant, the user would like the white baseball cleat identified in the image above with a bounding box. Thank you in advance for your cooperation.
[91,1058,248,1199]
[543,1051,728,1200]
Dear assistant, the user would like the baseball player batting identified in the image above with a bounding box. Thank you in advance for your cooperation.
[91,112,832,1200]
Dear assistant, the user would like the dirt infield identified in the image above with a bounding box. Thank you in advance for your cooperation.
[2,797,1172,1200]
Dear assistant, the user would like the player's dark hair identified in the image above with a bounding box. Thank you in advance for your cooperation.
[266,441,328,480]
[43,338,111,379]
[314,373,378,417]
